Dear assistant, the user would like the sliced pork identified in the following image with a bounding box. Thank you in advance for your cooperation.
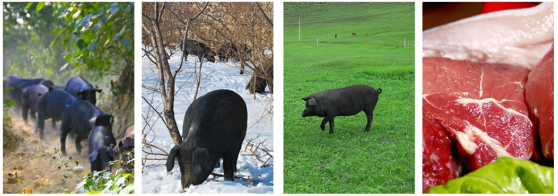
[422,57,534,179]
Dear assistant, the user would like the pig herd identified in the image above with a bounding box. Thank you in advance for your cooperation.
[3,75,132,173]
[179,39,269,93]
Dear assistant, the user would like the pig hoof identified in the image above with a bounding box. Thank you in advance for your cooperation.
[320,125,325,131]
[224,176,234,181]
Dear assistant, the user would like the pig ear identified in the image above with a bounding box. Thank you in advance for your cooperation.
[95,89,102,93]
[308,98,317,106]
[107,114,114,126]
[302,97,309,101]
[192,148,213,177]
[166,146,180,172]
[89,150,99,162]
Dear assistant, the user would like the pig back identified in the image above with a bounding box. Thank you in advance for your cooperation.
[182,90,248,149]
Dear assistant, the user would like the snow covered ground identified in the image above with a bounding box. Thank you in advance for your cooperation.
[141,48,274,194]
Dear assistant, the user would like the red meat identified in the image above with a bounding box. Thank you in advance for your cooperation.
[422,57,535,190]
[422,114,458,193]
[525,46,554,158]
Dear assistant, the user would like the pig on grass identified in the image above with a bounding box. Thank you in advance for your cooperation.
[301,85,382,134]
[166,89,247,189]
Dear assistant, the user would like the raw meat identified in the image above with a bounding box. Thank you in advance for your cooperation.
[423,57,535,172]
[423,3,554,69]
[525,46,554,158]
[422,114,458,193]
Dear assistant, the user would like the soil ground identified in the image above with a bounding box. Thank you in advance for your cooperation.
[3,114,91,194]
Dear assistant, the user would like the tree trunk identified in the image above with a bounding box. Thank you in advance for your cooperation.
[112,60,134,138]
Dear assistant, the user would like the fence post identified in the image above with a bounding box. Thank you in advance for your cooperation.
[404,38,406,48]
[298,18,300,41]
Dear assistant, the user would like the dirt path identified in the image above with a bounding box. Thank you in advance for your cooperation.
[3,117,91,194]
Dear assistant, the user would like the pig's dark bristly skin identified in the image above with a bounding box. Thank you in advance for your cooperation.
[180,39,217,63]
[166,89,247,189]
[21,84,49,124]
[301,85,382,134]
[65,76,102,105]
[36,89,78,140]
[88,114,116,172]
[60,100,104,155]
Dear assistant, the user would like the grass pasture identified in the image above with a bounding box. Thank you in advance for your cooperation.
[283,2,415,193]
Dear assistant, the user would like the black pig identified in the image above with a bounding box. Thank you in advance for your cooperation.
[166,89,247,189]
[4,75,55,111]
[65,76,102,105]
[88,114,116,172]
[36,89,78,140]
[301,85,382,134]
[21,84,49,124]
[179,39,216,63]
[60,100,108,155]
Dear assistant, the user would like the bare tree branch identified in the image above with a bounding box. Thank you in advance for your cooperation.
[256,2,273,27]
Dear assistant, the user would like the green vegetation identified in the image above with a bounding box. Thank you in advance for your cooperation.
[3,2,133,82]
[284,2,415,193]
[75,151,135,194]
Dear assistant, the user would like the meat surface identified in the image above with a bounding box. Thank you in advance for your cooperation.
[423,2,554,69]
[422,114,458,193]
[422,57,535,191]
[525,46,554,158]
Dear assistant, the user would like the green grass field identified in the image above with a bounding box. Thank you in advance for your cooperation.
[283,2,415,193]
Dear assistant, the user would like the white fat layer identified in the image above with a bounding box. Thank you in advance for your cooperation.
[459,124,514,158]
[455,97,529,118]
[455,131,478,154]
[423,3,554,69]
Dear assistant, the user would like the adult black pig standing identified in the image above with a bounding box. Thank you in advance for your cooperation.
[88,114,116,172]
[166,89,247,189]
[36,89,78,140]
[60,100,109,155]
[21,84,49,124]
[301,85,382,134]
[65,76,102,105]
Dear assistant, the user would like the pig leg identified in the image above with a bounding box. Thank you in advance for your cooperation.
[223,152,239,181]
[22,104,30,125]
[183,51,189,62]
[364,109,373,132]
[30,109,37,123]
[60,126,70,155]
[75,136,84,154]
[320,118,327,131]
[37,112,46,140]
[328,118,335,134]
[321,115,336,133]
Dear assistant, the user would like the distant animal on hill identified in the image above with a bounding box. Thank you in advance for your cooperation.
[352,32,356,36]
[365,33,368,37]
[335,34,337,38]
